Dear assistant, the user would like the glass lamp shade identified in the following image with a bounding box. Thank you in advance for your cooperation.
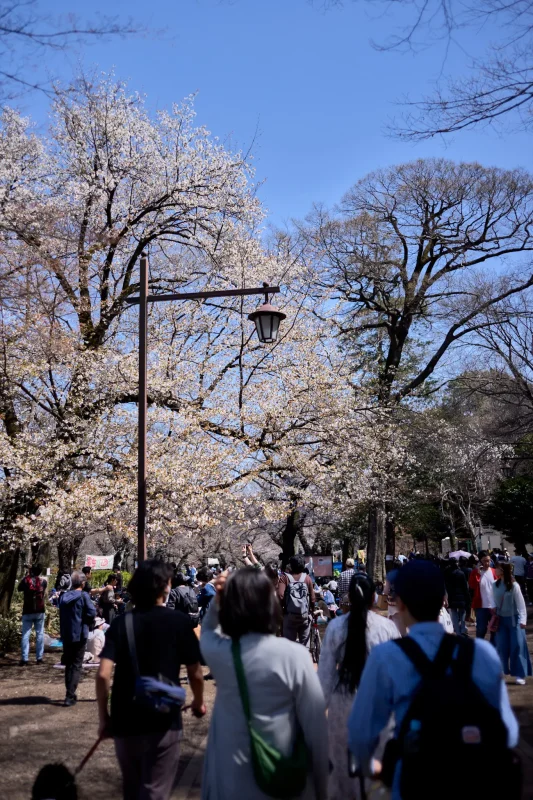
[248,303,287,343]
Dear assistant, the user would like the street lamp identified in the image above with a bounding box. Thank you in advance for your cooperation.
[248,284,287,344]
[126,254,285,564]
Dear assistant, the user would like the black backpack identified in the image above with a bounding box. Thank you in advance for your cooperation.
[176,586,200,627]
[382,634,521,800]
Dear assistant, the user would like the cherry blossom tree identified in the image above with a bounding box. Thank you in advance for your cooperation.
[0,75,370,608]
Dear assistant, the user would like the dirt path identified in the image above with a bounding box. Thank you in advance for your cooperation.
[1,623,533,800]
[0,657,214,800]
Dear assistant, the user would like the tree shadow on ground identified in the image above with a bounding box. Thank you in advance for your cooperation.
[0,696,52,705]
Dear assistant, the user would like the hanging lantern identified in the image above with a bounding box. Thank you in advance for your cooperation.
[248,299,286,344]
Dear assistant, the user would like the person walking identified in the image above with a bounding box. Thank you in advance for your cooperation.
[510,549,528,597]
[167,571,200,627]
[337,558,356,596]
[468,551,497,639]
[99,573,120,624]
[197,567,217,621]
[444,559,470,635]
[318,574,399,800]
[18,564,47,666]
[200,567,328,800]
[96,560,205,800]
[348,560,519,800]
[59,571,96,706]
[277,555,316,645]
[527,555,533,606]
[493,561,532,685]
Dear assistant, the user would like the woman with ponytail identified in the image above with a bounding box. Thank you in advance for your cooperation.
[318,573,400,799]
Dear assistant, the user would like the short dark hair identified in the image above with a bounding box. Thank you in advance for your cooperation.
[395,561,445,622]
[106,574,118,585]
[174,572,187,586]
[478,550,489,559]
[197,567,213,583]
[289,555,305,574]
[82,566,92,576]
[127,560,173,610]
[219,567,280,640]
[30,564,43,577]
[32,763,77,800]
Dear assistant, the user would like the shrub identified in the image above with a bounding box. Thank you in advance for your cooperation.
[0,611,20,655]
[89,569,133,588]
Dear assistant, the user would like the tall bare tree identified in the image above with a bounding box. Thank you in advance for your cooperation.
[301,157,533,578]
[318,0,533,138]
[0,0,137,100]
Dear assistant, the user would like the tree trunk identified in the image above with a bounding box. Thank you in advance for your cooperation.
[385,510,396,557]
[31,540,50,569]
[367,501,386,582]
[281,508,300,570]
[0,549,20,616]
[342,536,353,566]
[57,539,75,574]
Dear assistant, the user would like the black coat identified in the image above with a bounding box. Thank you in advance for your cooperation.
[444,567,470,610]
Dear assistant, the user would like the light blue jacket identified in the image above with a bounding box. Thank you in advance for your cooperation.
[348,622,518,799]
[493,580,527,625]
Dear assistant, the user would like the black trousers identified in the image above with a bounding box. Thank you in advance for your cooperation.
[63,639,87,700]
[115,729,181,800]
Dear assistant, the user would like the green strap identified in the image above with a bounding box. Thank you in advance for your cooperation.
[231,639,252,722]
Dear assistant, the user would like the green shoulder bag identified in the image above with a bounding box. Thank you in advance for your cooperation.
[231,639,309,799]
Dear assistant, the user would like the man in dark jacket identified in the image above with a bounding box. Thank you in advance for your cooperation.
[167,572,200,627]
[444,558,470,636]
[59,571,96,706]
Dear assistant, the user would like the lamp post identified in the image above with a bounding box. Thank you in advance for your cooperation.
[126,254,286,564]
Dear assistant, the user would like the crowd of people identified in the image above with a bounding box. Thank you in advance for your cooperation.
[23,545,532,800]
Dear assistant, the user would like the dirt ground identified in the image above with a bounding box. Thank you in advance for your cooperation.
[1,621,533,800]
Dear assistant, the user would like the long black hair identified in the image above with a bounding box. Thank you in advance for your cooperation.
[337,573,375,693]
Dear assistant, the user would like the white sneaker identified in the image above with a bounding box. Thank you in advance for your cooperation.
[515,678,526,685]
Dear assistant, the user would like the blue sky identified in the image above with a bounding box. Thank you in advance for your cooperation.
[25,0,533,225]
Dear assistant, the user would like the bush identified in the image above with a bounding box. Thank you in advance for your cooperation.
[0,611,20,655]
[0,594,61,654]
[45,604,60,636]
[89,569,133,588]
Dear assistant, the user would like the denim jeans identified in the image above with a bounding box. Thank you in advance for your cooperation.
[475,607,493,640]
[495,614,533,679]
[21,613,45,662]
[450,608,467,635]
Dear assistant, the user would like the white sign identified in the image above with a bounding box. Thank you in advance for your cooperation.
[207,558,220,567]
[85,555,114,570]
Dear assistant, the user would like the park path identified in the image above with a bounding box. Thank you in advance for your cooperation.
[1,622,533,799]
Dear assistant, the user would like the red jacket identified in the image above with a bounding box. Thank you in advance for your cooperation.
[468,567,497,609]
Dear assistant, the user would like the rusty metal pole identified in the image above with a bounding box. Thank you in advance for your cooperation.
[137,253,148,565]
